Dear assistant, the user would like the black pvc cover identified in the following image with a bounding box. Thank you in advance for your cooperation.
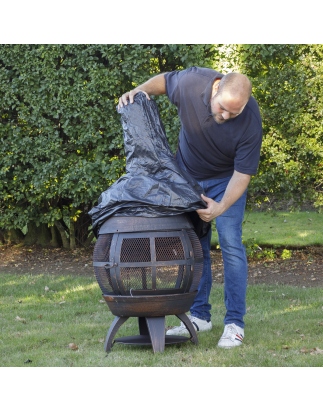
[89,92,210,238]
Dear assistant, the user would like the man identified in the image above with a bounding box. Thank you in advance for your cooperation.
[118,67,262,349]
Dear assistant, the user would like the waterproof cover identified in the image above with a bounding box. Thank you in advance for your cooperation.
[89,92,210,238]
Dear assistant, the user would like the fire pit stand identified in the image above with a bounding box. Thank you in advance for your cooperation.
[93,214,204,354]
[103,294,199,353]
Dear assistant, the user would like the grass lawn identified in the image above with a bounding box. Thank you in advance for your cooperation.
[211,211,323,248]
[1,273,323,367]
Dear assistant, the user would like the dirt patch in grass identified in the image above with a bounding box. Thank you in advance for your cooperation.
[211,247,323,288]
[0,244,95,277]
[1,244,323,288]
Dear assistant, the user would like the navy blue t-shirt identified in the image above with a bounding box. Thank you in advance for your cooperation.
[164,67,263,180]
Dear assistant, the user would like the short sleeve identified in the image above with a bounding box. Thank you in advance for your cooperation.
[164,70,189,107]
[234,128,263,175]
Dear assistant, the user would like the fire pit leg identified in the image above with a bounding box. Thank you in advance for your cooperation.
[138,317,149,335]
[104,316,129,353]
[145,317,166,354]
[176,313,198,345]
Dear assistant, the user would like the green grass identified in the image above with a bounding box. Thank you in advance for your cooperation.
[1,273,323,367]
[211,211,323,247]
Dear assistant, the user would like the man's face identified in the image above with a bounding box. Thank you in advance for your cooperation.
[210,90,247,124]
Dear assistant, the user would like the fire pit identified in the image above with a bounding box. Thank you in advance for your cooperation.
[93,213,203,353]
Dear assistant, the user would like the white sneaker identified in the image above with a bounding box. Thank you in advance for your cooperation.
[166,315,212,336]
[217,323,244,349]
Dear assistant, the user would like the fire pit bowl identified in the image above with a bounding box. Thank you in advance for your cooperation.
[93,214,203,353]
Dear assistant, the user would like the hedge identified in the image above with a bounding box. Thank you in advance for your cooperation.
[236,44,323,210]
[0,44,220,248]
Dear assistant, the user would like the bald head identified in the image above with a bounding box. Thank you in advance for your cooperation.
[210,73,252,124]
[217,72,252,103]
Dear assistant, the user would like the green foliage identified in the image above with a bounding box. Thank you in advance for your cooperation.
[242,239,276,260]
[2,44,323,249]
[236,44,323,209]
[260,248,276,261]
[281,249,292,260]
[0,44,220,247]
[242,237,259,257]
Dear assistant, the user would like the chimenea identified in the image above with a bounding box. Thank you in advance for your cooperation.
[90,93,209,353]
[93,214,203,353]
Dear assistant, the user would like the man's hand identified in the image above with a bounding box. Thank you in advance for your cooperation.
[118,89,150,109]
[196,194,225,222]
[196,171,251,223]
[117,73,167,110]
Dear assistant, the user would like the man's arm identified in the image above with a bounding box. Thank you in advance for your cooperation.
[196,171,251,222]
[118,73,167,109]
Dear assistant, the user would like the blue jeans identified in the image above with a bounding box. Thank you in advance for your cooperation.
[176,156,248,328]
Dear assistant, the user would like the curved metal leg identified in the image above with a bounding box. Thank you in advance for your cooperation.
[176,313,198,345]
[104,316,129,352]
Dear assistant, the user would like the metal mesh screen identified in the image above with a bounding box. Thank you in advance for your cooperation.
[93,234,114,295]
[121,267,152,290]
[156,265,184,289]
[120,238,151,262]
[155,237,184,261]
[93,227,203,295]
[187,229,203,292]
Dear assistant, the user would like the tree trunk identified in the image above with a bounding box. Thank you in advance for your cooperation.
[70,219,76,249]
[24,223,52,247]
[37,224,52,247]
[54,220,70,249]
[24,222,38,246]
[0,229,5,244]
[84,232,95,247]
[3,228,25,245]
[69,207,76,249]
[50,225,62,248]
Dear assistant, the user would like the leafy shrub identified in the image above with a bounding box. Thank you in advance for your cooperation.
[0,44,220,248]
[281,249,292,260]
[2,44,323,249]
[236,44,323,210]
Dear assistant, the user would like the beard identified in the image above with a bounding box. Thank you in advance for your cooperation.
[212,113,229,124]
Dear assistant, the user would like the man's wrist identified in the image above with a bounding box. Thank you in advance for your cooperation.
[217,201,228,215]
[134,86,146,94]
